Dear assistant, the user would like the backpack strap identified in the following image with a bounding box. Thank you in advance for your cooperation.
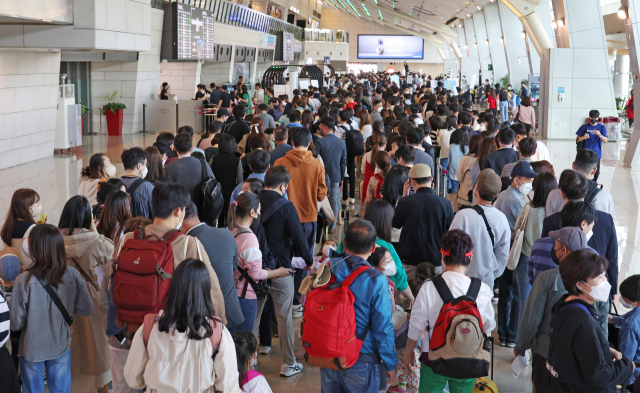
[466,277,482,302]
[127,178,146,196]
[431,275,454,304]
[341,265,371,288]
[208,316,223,356]
[585,186,602,205]
[260,198,290,224]
[233,227,254,238]
[142,313,159,347]
[472,205,495,247]
[199,159,210,181]
[161,229,182,242]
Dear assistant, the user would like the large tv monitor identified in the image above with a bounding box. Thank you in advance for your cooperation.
[161,2,216,60]
[357,35,424,59]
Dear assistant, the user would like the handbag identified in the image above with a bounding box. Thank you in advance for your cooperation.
[507,203,530,270]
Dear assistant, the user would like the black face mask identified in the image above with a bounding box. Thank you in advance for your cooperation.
[551,247,561,265]
[590,119,598,125]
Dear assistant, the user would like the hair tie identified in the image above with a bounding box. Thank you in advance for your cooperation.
[440,248,472,257]
[234,201,238,207]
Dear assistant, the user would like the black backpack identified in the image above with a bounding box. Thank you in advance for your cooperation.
[347,128,365,157]
[194,160,223,226]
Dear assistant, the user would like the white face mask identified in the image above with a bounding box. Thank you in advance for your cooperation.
[162,158,167,166]
[518,182,533,196]
[141,166,148,179]
[30,203,43,217]
[586,229,594,242]
[176,209,185,230]
[376,106,383,112]
[105,164,116,178]
[579,280,611,303]
[381,262,397,276]
[322,244,336,257]
[620,297,635,309]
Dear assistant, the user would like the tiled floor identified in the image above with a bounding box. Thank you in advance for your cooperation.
[14,128,635,393]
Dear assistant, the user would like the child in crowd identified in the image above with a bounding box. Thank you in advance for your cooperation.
[234,332,273,393]
[390,262,435,393]
[611,275,640,392]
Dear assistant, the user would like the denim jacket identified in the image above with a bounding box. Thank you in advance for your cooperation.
[612,307,640,384]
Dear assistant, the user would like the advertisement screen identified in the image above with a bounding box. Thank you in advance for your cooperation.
[357,35,424,59]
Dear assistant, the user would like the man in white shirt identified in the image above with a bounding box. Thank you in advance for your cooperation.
[450,169,511,288]
[545,149,614,218]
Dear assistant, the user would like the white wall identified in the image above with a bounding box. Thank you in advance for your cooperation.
[498,0,532,86]
[160,62,202,101]
[304,41,349,63]
[91,8,164,134]
[0,0,73,23]
[0,51,60,169]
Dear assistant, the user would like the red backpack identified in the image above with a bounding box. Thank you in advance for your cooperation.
[427,275,490,379]
[112,228,182,335]
[301,265,371,370]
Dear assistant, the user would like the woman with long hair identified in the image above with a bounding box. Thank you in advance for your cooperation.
[360,132,387,205]
[1,189,41,251]
[457,134,482,209]
[513,96,536,135]
[96,191,132,244]
[512,172,558,322]
[228,193,290,333]
[361,151,391,214]
[10,224,93,393]
[124,259,241,393]
[58,196,114,392]
[239,117,273,155]
[358,109,372,141]
[240,85,251,114]
[473,138,498,186]
[301,110,314,129]
[79,153,116,205]
[382,165,408,209]
[144,146,169,185]
[92,178,126,220]
[488,88,497,117]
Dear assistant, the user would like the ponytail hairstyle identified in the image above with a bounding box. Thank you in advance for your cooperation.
[227,192,259,230]
[233,332,258,388]
[81,153,108,179]
[371,132,388,156]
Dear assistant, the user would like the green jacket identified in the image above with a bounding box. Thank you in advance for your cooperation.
[515,267,608,358]
[336,237,408,292]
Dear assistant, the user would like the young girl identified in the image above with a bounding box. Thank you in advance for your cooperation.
[228,193,290,333]
[125,259,241,393]
[234,332,273,393]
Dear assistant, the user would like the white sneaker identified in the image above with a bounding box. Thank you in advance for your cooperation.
[348,198,356,204]
[292,304,303,318]
[280,361,304,377]
[251,357,258,369]
[259,345,271,354]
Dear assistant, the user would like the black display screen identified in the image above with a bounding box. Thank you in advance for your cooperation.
[162,2,216,60]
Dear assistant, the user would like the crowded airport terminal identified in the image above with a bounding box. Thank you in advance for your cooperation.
[2,0,640,392]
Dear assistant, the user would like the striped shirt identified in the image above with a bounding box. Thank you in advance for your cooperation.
[0,291,9,347]
[528,237,596,285]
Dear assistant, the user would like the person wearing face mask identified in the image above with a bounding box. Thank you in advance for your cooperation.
[403,229,495,393]
[120,147,154,219]
[610,275,640,392]
[79,153,117,205]
[547,250,634,393]
[576,109,608,181]
[370,100,384,124]
[0,189,44,269]
[515,232,609,393]
[494,161,537,346]
[541,171,619,299]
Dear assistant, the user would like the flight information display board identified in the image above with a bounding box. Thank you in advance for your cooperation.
[174,3,215,59]
[282,31,294,62]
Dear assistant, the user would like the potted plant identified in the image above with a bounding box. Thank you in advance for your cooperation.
[101,91,126,136]
[79,101,89,134]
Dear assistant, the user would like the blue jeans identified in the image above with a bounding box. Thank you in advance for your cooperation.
[328,182,341,230]
[500,101,509,123]
[20,347,71,393]
[514,253,532,324]
[450,179,460,193]
[498,269,519,343]
[321,361,387,393]
[237,297,257,333]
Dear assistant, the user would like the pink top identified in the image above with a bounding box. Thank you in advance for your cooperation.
[233,228,267,300]
[199,138,213,150]
[514,105,535,127]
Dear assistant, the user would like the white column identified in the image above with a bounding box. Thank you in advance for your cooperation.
[460,20,482,87]
[473,11,493,83]
[484,3,509,86]
[613,54,631,99]
[621,0,640,166]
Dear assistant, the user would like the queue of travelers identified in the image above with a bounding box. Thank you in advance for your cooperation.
[0,70,628,393]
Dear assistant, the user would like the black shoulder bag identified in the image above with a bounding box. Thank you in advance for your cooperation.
[37,276,74,326]
[234,228,272,298]
[472,205,495,247]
